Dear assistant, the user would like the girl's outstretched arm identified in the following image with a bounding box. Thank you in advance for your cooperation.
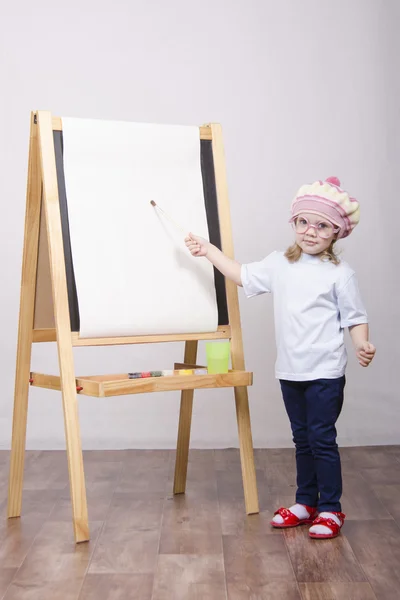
[185,233,242,287]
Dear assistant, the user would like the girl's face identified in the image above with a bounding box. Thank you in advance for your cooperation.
[293,212,338,255]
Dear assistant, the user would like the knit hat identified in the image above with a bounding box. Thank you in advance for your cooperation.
[291,176,360,239]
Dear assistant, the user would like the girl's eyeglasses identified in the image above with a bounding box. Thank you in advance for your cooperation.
[290,216,340,239]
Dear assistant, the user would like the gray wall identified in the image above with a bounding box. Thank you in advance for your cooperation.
[1,0,399,449]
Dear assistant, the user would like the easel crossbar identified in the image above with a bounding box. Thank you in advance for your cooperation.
[32,325,232,345]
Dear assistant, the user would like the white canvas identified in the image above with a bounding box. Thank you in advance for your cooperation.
[61,117,218,338]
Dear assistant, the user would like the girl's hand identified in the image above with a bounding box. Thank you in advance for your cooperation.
[356,341,376,367]
[185,232,209,257]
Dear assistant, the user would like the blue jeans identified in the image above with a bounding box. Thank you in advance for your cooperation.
[280,377,345,512]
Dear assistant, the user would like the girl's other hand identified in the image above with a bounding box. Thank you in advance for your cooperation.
[356,341,376,367]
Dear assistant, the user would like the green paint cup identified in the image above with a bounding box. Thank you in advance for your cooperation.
[206,341,231,374]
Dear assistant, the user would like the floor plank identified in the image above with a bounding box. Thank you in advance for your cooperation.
[0,518,44,569]
[283,526,367,583]
[159,494,223,554]
[340,446,400,469]
[358,463,400,486]
[3,521,103,600]
[299,582,377,600]
[152,555,227,600]
[0,489,61,522]
[370,484,400,523]
[223,533,297,591]
[345,520,400,600]
[78,573,154,600]
[0,569,18,600]
[340,471,392,520]
[89,524,160,574]
[227,581,301,600]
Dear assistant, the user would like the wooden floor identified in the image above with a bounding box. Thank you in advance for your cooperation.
[0,446,400,599]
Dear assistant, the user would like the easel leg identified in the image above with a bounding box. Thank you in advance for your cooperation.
[8,114,42,519]
[209,122,259,515]
[37,111,89,543]
[60,369,89,542]
[234,386,259,514]
[173,340,198,494]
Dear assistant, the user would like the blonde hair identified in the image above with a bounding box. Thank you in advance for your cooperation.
[285,241,340,265]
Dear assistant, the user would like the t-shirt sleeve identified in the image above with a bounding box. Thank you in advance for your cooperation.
[241,251,278,297]
[337,273,368,328]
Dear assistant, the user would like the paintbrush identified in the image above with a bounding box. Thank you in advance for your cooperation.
[150,200,188,235]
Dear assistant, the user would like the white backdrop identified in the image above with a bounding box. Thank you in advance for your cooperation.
[1,0,399,449]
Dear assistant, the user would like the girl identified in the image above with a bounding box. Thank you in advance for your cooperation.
[185,176,376,540]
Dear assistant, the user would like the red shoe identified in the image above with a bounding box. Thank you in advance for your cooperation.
[270,505,317,528]
[309,512,346,539]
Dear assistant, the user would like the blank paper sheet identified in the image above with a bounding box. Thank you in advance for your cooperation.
[61,117,218,338]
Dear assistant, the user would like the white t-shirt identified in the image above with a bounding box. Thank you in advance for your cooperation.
[241,251,368,381]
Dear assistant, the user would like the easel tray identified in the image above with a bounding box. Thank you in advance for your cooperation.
[29,370,253,397]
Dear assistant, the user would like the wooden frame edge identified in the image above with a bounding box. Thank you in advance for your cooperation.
[50,115,212,140]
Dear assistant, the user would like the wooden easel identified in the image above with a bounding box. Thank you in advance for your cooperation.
[8,111,259,543]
